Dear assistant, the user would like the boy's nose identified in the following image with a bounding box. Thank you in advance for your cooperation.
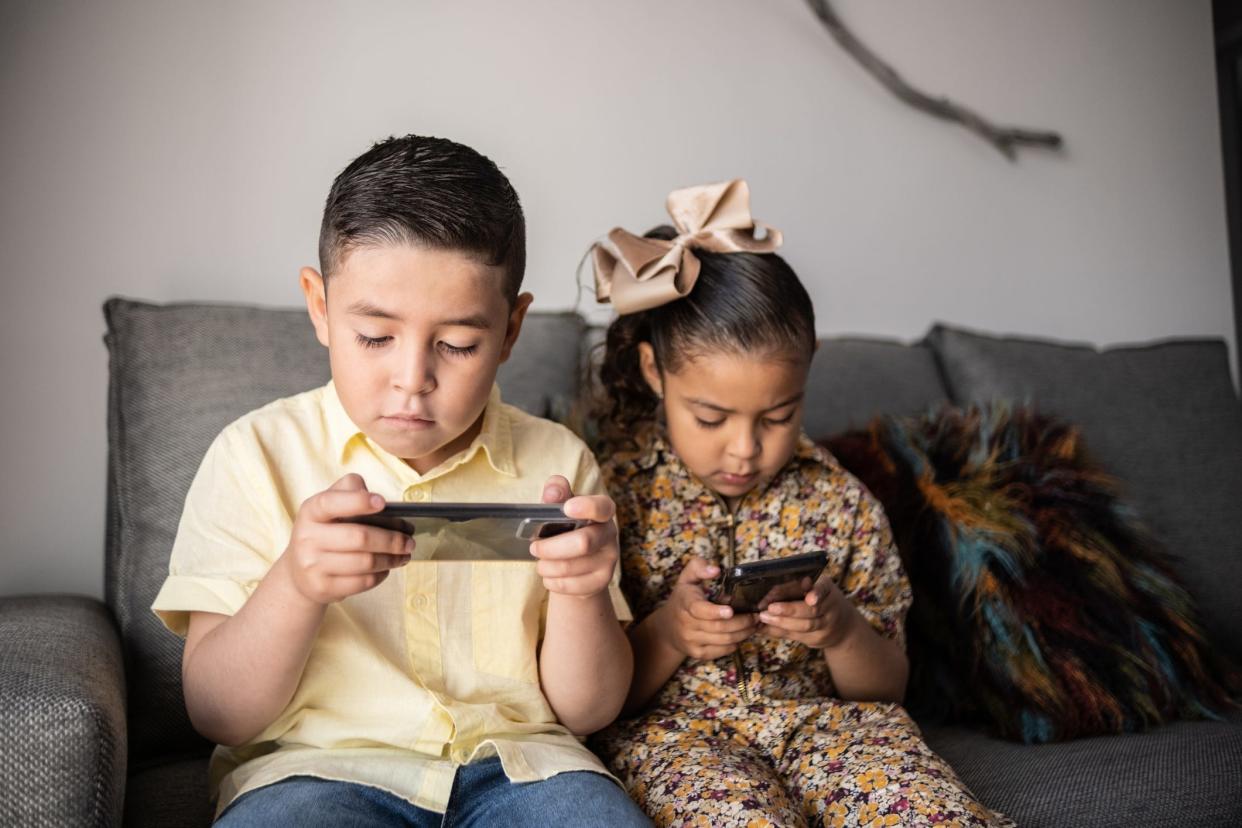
[393,349,436,394]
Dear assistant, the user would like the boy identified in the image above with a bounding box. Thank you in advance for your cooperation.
[152,135,649,826]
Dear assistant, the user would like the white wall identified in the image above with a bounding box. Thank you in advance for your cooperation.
[1,0,1233,598]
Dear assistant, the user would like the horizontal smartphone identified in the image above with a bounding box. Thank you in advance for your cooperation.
[349,503,591,562]
[712,550,829,613]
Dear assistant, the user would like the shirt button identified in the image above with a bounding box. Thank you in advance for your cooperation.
[412,595,429,609]
[407,489,427,502]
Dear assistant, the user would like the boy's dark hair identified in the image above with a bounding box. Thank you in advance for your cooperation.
[594,225,816,451]
[318,135,526,305]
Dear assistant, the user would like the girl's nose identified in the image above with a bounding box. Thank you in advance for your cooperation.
[728,425,761,460]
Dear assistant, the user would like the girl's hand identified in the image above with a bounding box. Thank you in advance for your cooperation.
[529,475,618,598]
[757,571,856,650]
[658,557,757,661]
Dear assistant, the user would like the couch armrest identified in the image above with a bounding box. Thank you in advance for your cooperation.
[0,595,127,827]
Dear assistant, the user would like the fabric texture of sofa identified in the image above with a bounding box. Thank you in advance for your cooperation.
[1,298,1239,827]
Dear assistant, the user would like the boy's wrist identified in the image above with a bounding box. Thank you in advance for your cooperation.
[546,587,613,612]
[270,552,331,617]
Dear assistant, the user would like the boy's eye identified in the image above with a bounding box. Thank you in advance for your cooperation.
[694,417,725,430]
[355,333,392,349]
[438,341,478,358]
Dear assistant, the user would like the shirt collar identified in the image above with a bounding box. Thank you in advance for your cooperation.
[325,381,516,479]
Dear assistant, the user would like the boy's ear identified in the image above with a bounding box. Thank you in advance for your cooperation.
[499,292,534,363]
[637,342,663,398]
[300,267,330,348]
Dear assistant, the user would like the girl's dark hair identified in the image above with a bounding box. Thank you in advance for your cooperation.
[594,225,815,451]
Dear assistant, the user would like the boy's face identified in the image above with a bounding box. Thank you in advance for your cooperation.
[302,244,531,474]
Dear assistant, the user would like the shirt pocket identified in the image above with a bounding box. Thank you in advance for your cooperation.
[471,562,545,684]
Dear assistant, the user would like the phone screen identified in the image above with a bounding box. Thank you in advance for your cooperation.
[349,503,589,561]
[715,551,828,613]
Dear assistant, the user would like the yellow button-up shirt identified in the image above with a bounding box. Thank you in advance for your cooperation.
[152,382,630,817]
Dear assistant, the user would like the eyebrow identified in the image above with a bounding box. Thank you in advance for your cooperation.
[345,301,492,329]
[686,392,804,415]
[346,300,401,320]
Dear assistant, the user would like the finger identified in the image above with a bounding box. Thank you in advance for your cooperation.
[317,550,410,575]
[806,573,835,607]
[331,570,390,596]
[309,489,386,522]
[689,614,758,634]
[676,557,721,587]
[687,598,740,622]
[329,473,368,492]
[757,611,818,634]
[687,626,755,646]
[529,523,606,560]
[541,474,572,504]
[319,523,415,557]
[762,599,822,620]
[562,493,615,523]
[535,554,609,581]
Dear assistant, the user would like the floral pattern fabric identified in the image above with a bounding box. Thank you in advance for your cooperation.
[592,433,1013,827]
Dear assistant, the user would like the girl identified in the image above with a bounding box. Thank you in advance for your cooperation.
[587,180,1012,827]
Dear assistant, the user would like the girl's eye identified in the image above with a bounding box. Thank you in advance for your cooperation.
[694,418,725,430]
[438,341,478,358]
[356,333,391,349]
[763,412,797,427]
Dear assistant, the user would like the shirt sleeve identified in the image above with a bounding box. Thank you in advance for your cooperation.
[839,487,912,649]
[151,423,287,637]
[571,446,633,623]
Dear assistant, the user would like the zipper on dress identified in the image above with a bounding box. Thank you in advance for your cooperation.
[720,506,751,704]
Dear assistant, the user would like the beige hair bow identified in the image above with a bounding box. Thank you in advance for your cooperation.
[591,179,783,315]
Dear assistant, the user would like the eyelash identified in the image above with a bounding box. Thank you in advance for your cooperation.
[353,334,477,358]
[356,333,390,349]
[439,342,478,358]
[693,413,796,430]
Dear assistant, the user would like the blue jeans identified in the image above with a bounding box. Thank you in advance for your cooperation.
[215,757,651,827]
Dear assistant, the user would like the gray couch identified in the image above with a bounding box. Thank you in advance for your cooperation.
[2,297,1240,827]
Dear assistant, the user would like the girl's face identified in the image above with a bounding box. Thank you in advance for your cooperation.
[640,344,810,507]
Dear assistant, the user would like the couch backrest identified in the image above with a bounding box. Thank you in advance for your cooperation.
[103,298,584,763]
[803,338,950,437]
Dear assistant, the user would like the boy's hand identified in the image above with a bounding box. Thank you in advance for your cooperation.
[658,557,757,661]
[756,571,855,650]
[529,475,617,598]
[281,473,412,606]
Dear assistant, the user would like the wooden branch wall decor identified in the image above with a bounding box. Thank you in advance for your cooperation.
[805,0,1064,161]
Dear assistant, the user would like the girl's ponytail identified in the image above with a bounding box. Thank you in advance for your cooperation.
[594,310,659,452]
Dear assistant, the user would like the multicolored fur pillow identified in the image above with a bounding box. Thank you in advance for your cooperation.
[822,404,1238,743]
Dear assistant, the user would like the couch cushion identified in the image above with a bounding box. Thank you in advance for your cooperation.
[803,337,949,438]
[926,324,1242,663]
[920,717,1242,827]
[103,298,584,763]
[123,757,213,828]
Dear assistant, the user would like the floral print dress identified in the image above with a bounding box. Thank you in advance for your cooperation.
[591,433,1014,828]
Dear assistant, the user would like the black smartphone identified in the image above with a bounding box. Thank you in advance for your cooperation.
[349,503,591,561]
[712,550,829,613]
